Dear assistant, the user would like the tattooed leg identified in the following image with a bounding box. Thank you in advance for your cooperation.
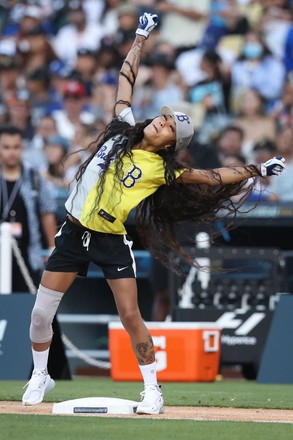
[107,278,156,365]
[135,333,155,365]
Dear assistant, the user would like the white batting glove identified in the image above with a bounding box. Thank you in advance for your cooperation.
[136,12,159,39]
[260,156,285,177]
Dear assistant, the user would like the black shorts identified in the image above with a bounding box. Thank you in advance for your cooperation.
[45,217,136,279]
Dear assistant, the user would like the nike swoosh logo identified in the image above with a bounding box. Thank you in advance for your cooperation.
[117,266,128,272]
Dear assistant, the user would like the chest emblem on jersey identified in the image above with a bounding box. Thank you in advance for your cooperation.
[120,165,142,188]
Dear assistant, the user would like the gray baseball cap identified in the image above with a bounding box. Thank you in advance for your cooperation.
[161,105,194,151]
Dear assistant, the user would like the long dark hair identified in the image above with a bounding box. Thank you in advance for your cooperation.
[74,116,155,220]
[74,116,259,273]
[136,171,257,273]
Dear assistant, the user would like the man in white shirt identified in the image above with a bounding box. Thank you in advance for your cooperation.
[53,1,105,69]
[157,0,210,51]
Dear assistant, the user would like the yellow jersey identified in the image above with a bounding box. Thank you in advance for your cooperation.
[65,108,184,234]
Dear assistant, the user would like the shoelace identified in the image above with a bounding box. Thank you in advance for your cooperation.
[140,385,161,399]
[23,370,46,390]
[82,231,91,251]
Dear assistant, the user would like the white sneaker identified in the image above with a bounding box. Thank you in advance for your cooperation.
[136,384,164,415]
[22,369,55,406]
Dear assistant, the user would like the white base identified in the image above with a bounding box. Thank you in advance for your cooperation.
[52,397,139,415]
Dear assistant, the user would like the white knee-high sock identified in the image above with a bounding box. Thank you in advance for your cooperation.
[139,361,157,386]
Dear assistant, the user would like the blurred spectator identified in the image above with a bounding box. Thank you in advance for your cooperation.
[100,0,126,36]
[48,59,71,102]
[231,30,286,110]
[52,79,89,140]
[0,54,22,103]
[201,0,249,50]
[53,0,105,68]
[157,0,210,52]
[188,49,232,143]
[42,134,71,197]
[15,5,57,73]
[23,115,59,171]
[189,50,230,110]
[0,2,26,37]
[114,28,137,63]
[133,51,184,120]
[152,39,178,59]
[90,70,118,123]
[25,67,61,125]
[203,0,230,48]
[271,72,293,129]
[5,89,35,143]
[94,35,121,76]
[0,124,56,291]
[116,3,139,33]
[213,124,245,164]
[71,48,98,96]
[175,47,207,88]
[1,4,39,39]
[83,0,105,24]
[232,88,276,161]
[269,124,293,201]
[256,0,293,61]
[0,3,53,38]
[174,6,240,89]
[185,123,245,176]
[187,136,222,170]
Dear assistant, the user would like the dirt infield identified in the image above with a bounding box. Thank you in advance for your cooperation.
[1,401,293,423]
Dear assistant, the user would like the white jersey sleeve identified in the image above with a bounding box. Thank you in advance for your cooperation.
[65,107,136,218]
[118,107,136,126]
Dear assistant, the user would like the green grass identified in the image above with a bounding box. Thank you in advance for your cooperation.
[1,378,293,440]
[0,415,293,440]
[1,378,293,409]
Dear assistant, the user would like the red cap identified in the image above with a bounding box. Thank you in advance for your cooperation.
[63,80,86,97]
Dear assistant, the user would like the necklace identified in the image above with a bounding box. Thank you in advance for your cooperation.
[0,175,22,220]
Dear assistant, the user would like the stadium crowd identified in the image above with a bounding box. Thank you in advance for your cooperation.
[0,0,293,205]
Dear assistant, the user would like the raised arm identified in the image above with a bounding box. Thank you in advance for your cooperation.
[179,157,285,185]
[114,12,158,118]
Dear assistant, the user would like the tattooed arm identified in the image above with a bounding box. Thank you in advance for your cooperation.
[180,156,285,185]
[114,12,158,117]
[114,35,147,118]
[179,165,261,186]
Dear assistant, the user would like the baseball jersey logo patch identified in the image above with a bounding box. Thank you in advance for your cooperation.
[121,165,142,188]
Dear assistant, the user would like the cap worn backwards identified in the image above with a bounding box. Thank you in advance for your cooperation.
[161,105,194,151]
